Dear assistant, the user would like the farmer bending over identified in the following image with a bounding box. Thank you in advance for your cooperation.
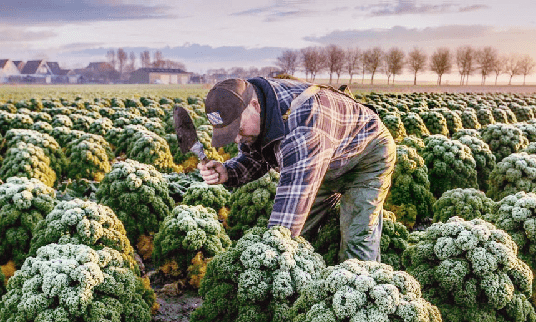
[198,77,396,262]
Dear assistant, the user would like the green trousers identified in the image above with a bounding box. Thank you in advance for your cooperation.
[301,124,396,262]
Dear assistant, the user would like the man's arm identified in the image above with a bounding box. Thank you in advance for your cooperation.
[268,127,334,236]
[223,143,271,187]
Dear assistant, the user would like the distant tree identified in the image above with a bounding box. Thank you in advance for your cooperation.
[300,46,325,82]
[430,47,452,85]
[106,49,116,70]
[247,67,259,77]
[276,50,299,75]
[161,60,186,70]
[117,48,127,76]
[518,55,536,85]
[456,46,475,85]
[345,47,361,84]
[407,47,427,85]
[385,47,405,84]
[140,51,151,68]
[364,47,383,85]
[493,55,507,85]
[128,51,136,72]
[325,44,345,84]
[475,46,497,85]
[259,66,281,77]
[153,51,164,68]
[229,67,246,78]
[505,54,521,85]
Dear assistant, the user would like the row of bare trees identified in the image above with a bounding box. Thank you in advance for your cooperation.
[276,45,536,85]
[106,49,187,79]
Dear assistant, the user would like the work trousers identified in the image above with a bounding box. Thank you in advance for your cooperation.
[301,124,396,262]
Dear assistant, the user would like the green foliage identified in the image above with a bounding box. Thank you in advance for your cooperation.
[290,259,441,322]
[182,182,231,211]
[385,145,435,228]
[522,142,536,154]
[5,129,67,176]
[381,211,410,270]
[382,113,407,143]
[460,108,481,130]
[476,108,496,126]
[0,266,5,299]
[402,217,536,322]
[451,128,481,140]
[127,130,177,173]
[70,113,95,132]
[514,123,536,142]
[456,135,496,191]
[0,142,57,187]
[190,226,326,322]
[487,153,536,201]
[401,112,430,138]
[489,191,536,271]
[50,114,73,128]
[433,188,495,223]
[95,159,174,245]
[0,112,34,135]
[31,121,53,135]
[162,170,204,202]
[422,135,478,198]
[436,108,463,135]
[399,135,425,153]
[0,177,56,267]
[153,204,231,273]
[510,104,535,122]
[65,138,111,182]
[88,117,114,136]
[28,198,139,273]
[227,170,279,239]
[481,123,529,162]
[51,126,86,147]
[0,243,152,322]
[420,110,450,136]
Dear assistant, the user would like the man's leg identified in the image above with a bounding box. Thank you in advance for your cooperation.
[338,126,396,262]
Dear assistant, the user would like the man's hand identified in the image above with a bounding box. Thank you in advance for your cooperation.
[198,160,229,185]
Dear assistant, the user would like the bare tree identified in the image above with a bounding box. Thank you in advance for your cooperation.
[140,51,151,68]
[276,50,299,75]
[260,66,281,77]
[456,46,475,85]
[475,47,497,85]
[493,55,507,85]
[301,46,325,82]
[518,55,536,85]
[345,47,361,84]
[385,47,405,84]
[117,48,127,76]
[364,47,383,85]
[505,54,521,85]
[407,47,427,85]
[106,49,116,70]
[325,44,345,84]
[153,51,164,68]
[127,51,136,73]
[430,47,452,85]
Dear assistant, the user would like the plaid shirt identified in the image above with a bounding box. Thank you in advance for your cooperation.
[224,78,381,236]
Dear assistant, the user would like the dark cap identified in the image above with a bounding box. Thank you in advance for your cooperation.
[205,78,255,147]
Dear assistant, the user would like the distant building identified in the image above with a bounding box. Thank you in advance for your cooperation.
[20,60,54,83]
[0,59,21,83]
[12,61,25,72]
[129,68,191,84]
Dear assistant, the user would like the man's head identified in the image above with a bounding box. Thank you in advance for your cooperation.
[205,78,260,147]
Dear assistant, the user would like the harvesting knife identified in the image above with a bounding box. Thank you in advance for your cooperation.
[173,104,210,165]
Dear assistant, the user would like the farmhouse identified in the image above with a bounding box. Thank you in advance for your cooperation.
[129,68,191,84]
[0,59,21,83]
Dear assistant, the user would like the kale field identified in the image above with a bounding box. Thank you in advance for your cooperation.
[1,83,536,321]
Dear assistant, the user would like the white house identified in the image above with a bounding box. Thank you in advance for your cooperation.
[0,59,21,83]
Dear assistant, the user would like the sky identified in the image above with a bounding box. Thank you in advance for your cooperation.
[2,0,536,83]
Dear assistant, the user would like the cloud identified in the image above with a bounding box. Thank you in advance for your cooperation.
[304,25,494,45]
[0,0,176,24]
[458,4,490,12]
[358,0,489,16]
[0,27,56,42]
[230,3,315,22]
